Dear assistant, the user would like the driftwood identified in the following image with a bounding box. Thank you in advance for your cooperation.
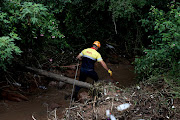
[26,67,93,89]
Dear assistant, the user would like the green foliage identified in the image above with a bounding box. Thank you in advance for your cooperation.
[0,12,10,24]
[135,2,180,78]
[0,12,11,35]
[0,0,69,69]
[19,2,64,45]
[108,0,147,20]
[0,33,22,70]
[31,0,72,14]
[1,0,177,70]
[19,2,48,25]
[1,0,65,48]
[19,1,65,46]
[61,0,113,47]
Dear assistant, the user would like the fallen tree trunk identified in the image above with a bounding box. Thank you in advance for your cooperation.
[26,67,93,89]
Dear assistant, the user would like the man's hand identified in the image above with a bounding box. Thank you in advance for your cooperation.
[76,54,82,60]
[108,69,112,76]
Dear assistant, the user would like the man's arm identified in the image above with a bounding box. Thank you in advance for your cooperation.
[99,60,112,76]
[76,54,82,60]
[99,60,109,71]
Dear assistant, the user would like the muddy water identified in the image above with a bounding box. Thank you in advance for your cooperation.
[95,63,136,87]
[0,63,136,120]
[0,87,71,120]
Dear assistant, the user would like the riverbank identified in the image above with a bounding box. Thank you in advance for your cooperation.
[62,76,180,119]
[0,62,179,120]
[0,62,136,120]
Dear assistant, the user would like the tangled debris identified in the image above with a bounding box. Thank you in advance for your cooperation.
[61,78,180,120]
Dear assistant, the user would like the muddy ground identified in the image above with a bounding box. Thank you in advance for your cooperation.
[0,62,136,120]
[0,60,179,120]
[64,78,180,120]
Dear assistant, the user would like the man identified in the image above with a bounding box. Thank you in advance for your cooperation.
[73,41,112,100]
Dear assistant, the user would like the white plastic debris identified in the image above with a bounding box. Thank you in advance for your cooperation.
[172,106,175,109]
[106,110,116,120]
[137,86,140,90]
[150,95,154,98]
[106,44,115,49]
[104,88,107,95]
[106,110,110,117]
[32,115,37,120]
[115,97,119,101]
[105,97,111,100]
[13,82,21,87]
[110,114,116,120]
[117,103,131,111]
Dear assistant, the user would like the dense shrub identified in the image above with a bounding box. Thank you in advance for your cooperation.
[0,1,66,70]
[135,2,180,78]
[0,33,22,70]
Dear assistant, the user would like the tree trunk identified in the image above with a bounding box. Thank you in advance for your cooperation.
[26,67,93,89]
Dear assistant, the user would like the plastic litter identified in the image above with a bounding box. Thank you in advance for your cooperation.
[106,110,110,117]
[117,103,131,111]
[104,88,107,95]
[39,86,47,90]
[106,44,115,49]
[137,86,140,90]
[13,82,21,87]
[105,97,111,100]
[110,114,116,120]
[106,110,116,120]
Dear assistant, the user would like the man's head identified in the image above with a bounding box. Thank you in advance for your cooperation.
[93,41,101,50]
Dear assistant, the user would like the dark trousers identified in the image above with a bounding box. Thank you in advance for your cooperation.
[73,68,99,98]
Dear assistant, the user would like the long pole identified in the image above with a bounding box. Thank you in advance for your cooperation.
[68,60,79,119]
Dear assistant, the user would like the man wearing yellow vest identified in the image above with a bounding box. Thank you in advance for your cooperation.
[73,41,112,100]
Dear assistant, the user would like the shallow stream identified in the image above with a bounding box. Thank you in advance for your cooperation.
[0,62,136,120]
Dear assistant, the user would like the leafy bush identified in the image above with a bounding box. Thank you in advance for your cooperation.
[1,1,66,48]
[108,0,147,20]
[19,2,63,36]
[135,2,180,78]
[0,0,69,68]
[0,33,22,70]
